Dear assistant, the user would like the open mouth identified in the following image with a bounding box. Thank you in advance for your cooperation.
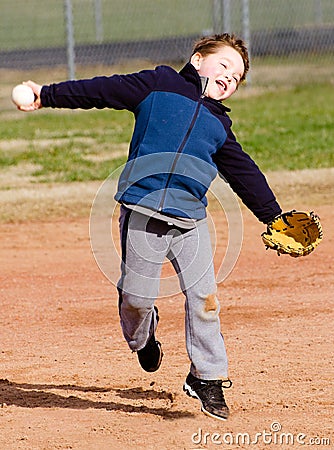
[216,80,227,92]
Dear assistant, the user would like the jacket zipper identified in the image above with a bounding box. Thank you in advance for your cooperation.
[158,96,204,211]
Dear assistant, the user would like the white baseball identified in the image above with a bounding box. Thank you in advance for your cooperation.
[11,84,35,107]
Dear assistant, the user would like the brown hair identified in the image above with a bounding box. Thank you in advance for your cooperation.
[191,33,249,83]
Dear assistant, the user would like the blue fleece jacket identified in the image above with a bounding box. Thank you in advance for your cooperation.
[41,62,281,223]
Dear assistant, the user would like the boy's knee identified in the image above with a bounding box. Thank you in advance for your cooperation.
[121,293,153,312]
[196,292,220,320]
[204,293,219,313]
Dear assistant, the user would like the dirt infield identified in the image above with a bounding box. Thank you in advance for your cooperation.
[0,171,333,449]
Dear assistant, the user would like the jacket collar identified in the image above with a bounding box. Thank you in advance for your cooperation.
[179,62,231,112]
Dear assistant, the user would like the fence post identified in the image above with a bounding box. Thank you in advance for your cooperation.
[95,0,104,43]
[64,0,76,80]
[223,0,231,33]
[242,0,251,85]
[212,0,231,35]
[212,0,222,33]
[314,0,323,25]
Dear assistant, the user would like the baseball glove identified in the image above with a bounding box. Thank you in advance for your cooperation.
[261,210,323,257]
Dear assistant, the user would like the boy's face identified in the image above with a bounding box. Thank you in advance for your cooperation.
[191,45,245,101]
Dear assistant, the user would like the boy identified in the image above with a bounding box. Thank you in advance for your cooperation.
[20,34,282,421]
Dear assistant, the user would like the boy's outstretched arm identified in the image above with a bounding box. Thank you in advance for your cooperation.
[19,68,163,113]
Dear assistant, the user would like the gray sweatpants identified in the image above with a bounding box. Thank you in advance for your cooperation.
[117,206,228,380]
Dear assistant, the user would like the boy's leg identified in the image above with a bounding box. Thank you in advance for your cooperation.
[168,221,228,380]
[117,207,171,351]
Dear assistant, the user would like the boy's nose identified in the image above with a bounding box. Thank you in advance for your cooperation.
[225,72,232,82]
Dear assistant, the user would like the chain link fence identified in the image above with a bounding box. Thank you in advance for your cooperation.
[0,0,333,85]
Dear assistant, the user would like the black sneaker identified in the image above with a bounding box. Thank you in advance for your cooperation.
[137,307,163,372]
[183,372,232,421]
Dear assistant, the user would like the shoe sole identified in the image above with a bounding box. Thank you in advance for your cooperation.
[143,307,162,372]
[139,341,163,372]
[147,342,163,372]
[183,382,229,421]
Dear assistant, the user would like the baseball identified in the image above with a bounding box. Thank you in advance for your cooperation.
[11,84,35,107]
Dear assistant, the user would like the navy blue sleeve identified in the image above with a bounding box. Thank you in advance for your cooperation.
[40,68,161,111]
[213,120,282,224]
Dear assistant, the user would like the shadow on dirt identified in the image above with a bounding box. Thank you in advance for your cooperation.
[0,379,194,420]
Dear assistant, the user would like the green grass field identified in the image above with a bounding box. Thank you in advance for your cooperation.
[0,79,333,184]
[226,82,334,171]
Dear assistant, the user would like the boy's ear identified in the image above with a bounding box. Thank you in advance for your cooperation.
[190,52,203,71]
